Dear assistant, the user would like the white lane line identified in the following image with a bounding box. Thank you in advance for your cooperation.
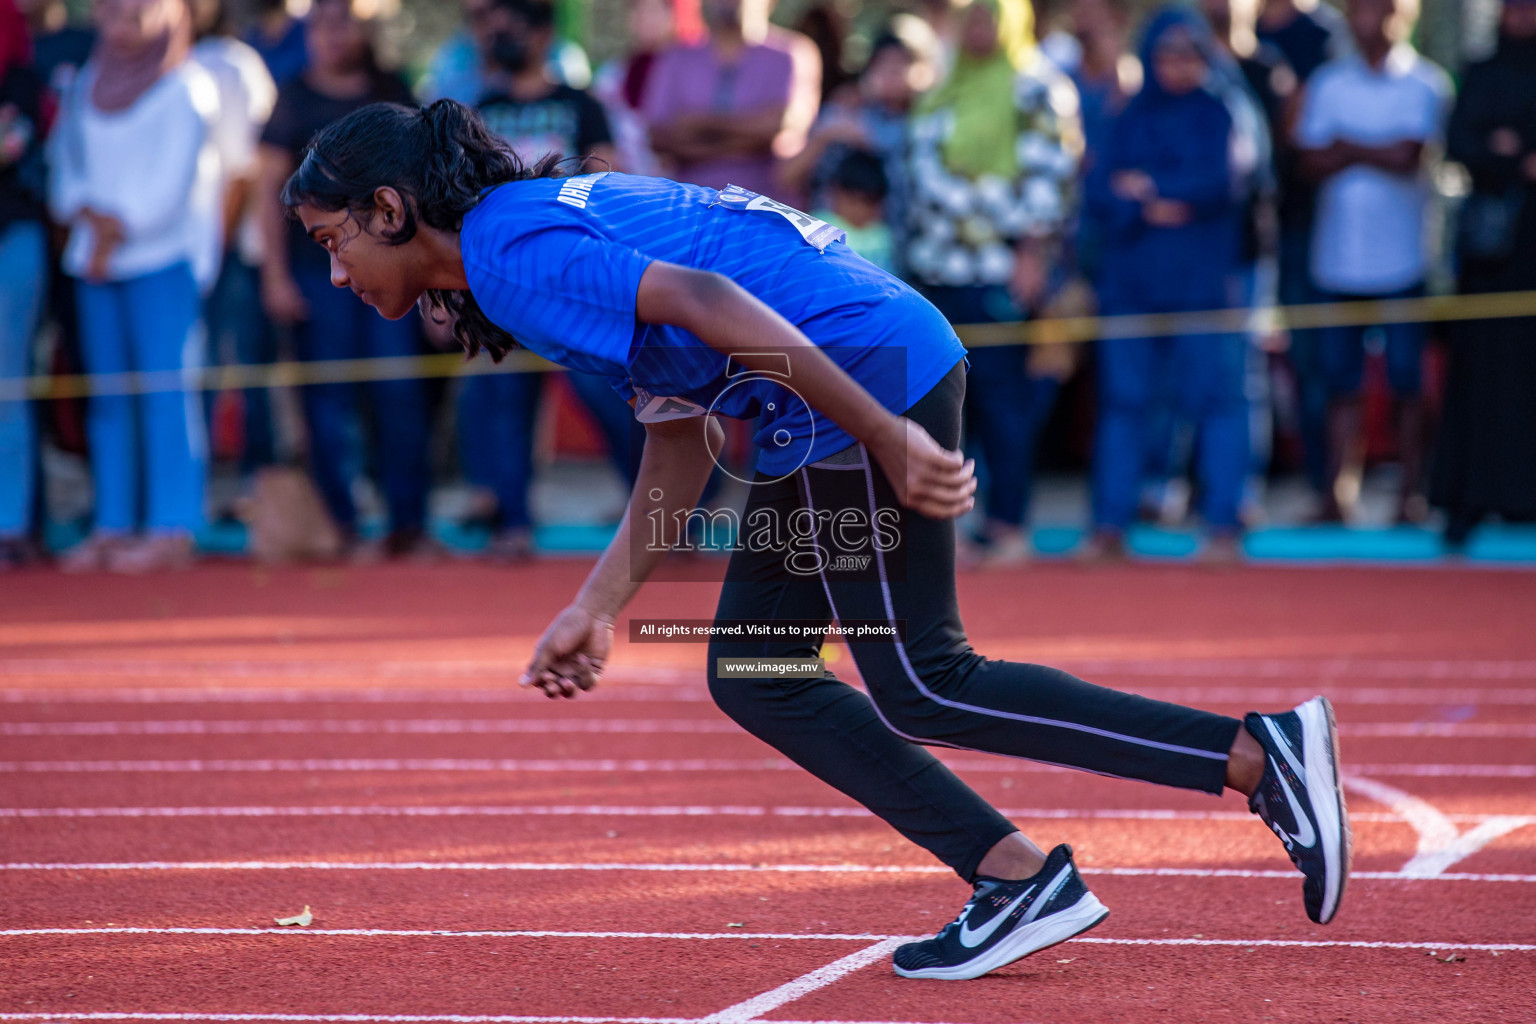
[4,804,1529,826]
[0,927,892,940]
[0,719,739,737]
[5,861,1536,882]
[698,939,905,1024]
[0,805,776,819]
[1343,776,1457,874]
[0,928,1531,953]
[0,860,949,874]
[1069,937,1536,950]
[1340,763,1536,778]
[4,758,1532,777]
[0,686,715,704]
[0,1019,964,1024]
[1054,659,1536,680]
[1403,818,1536,876]
[0,1017,963,1024]
[7,719,1532,738]
[1339,723,1536,738]
[6,685,1536,706]
[1345,776,1532,877]
[0,759,796,773]
[6,656,1536,681]
[0,663,696,683]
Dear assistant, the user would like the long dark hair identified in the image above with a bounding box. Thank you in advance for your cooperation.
[280,99,563,361]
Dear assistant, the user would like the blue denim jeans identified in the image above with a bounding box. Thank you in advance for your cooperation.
[292,267,429,533]
[203,252,276,472]
[0,221,48,537]
[458,368,639,530]
[922,284,1059,526]
[1318,282,1427,398]
[1093,331,1249,532]
[1279,228,1329,491]
[76,261,208,533]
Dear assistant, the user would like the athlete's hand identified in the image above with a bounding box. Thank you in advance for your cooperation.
[873,417,977,520]
[522,604,615,699]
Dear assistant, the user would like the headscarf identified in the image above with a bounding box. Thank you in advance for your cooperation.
[914,0,1036,180]
[0,0,32,82]
[1495,3,1536,61]
[1132,6,1269,205]
[89,0,193,113]
[1133,5,1224,104]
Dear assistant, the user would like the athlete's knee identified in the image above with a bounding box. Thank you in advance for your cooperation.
[706,643,780,721]
[866,648,984,740]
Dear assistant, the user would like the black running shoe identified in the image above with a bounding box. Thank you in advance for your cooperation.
[1245,696,1353,924]
[893,844,1109,981]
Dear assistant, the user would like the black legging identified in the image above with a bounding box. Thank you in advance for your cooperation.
[706,357,1244,882]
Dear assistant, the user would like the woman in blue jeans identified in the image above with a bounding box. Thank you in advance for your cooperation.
[1084,7,1249,561]
[47,0,221,573]
[0,10,48,570]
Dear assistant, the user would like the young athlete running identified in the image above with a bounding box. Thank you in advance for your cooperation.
[282,99,1352,980]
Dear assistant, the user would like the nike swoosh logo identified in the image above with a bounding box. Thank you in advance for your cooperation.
[1264,716,1309,783]
[1270,754,1318,850]
[958,885,1035,949]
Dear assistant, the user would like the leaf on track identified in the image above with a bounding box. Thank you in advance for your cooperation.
[275,906,313,927]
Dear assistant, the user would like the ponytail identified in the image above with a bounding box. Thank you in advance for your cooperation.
[281,99,567,361]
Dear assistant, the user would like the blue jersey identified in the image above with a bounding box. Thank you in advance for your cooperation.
[459,172,967,476]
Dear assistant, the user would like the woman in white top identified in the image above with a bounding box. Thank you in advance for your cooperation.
[47,0,222,573]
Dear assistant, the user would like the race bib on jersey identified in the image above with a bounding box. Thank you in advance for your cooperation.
[632,387,708,423]
[713,185,846,252]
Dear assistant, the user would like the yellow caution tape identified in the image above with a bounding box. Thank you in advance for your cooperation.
[3,290,1533,402]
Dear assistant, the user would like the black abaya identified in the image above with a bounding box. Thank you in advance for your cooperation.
[1429,35,1536,532]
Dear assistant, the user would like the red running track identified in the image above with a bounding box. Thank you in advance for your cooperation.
[2,562,1534,1023]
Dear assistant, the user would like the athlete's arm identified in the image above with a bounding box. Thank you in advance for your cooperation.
[634,261,976,521]
[521,412,722,699]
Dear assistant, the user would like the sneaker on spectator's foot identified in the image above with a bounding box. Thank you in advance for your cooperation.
[1245,697,1352,924]
[383,527,447,563]
[0,537,42,571]
[59,532,129,574]
[1197,533,1243,567]
[107,532,195,574]
[970,528,1032,570]
[483,526,535,564]
[1075,529,1126,565]
[893,844,1109,981]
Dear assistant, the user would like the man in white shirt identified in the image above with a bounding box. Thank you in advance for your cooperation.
[1294,0,1451,523]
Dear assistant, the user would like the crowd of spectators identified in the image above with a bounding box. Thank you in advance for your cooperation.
[0,0,1533,572]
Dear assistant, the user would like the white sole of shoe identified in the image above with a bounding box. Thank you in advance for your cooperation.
[893,891,1111,981]
[1298,695,1352,924]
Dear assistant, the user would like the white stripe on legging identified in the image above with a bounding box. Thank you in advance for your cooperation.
[798,466,965,753]
[824,446,1229,763]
